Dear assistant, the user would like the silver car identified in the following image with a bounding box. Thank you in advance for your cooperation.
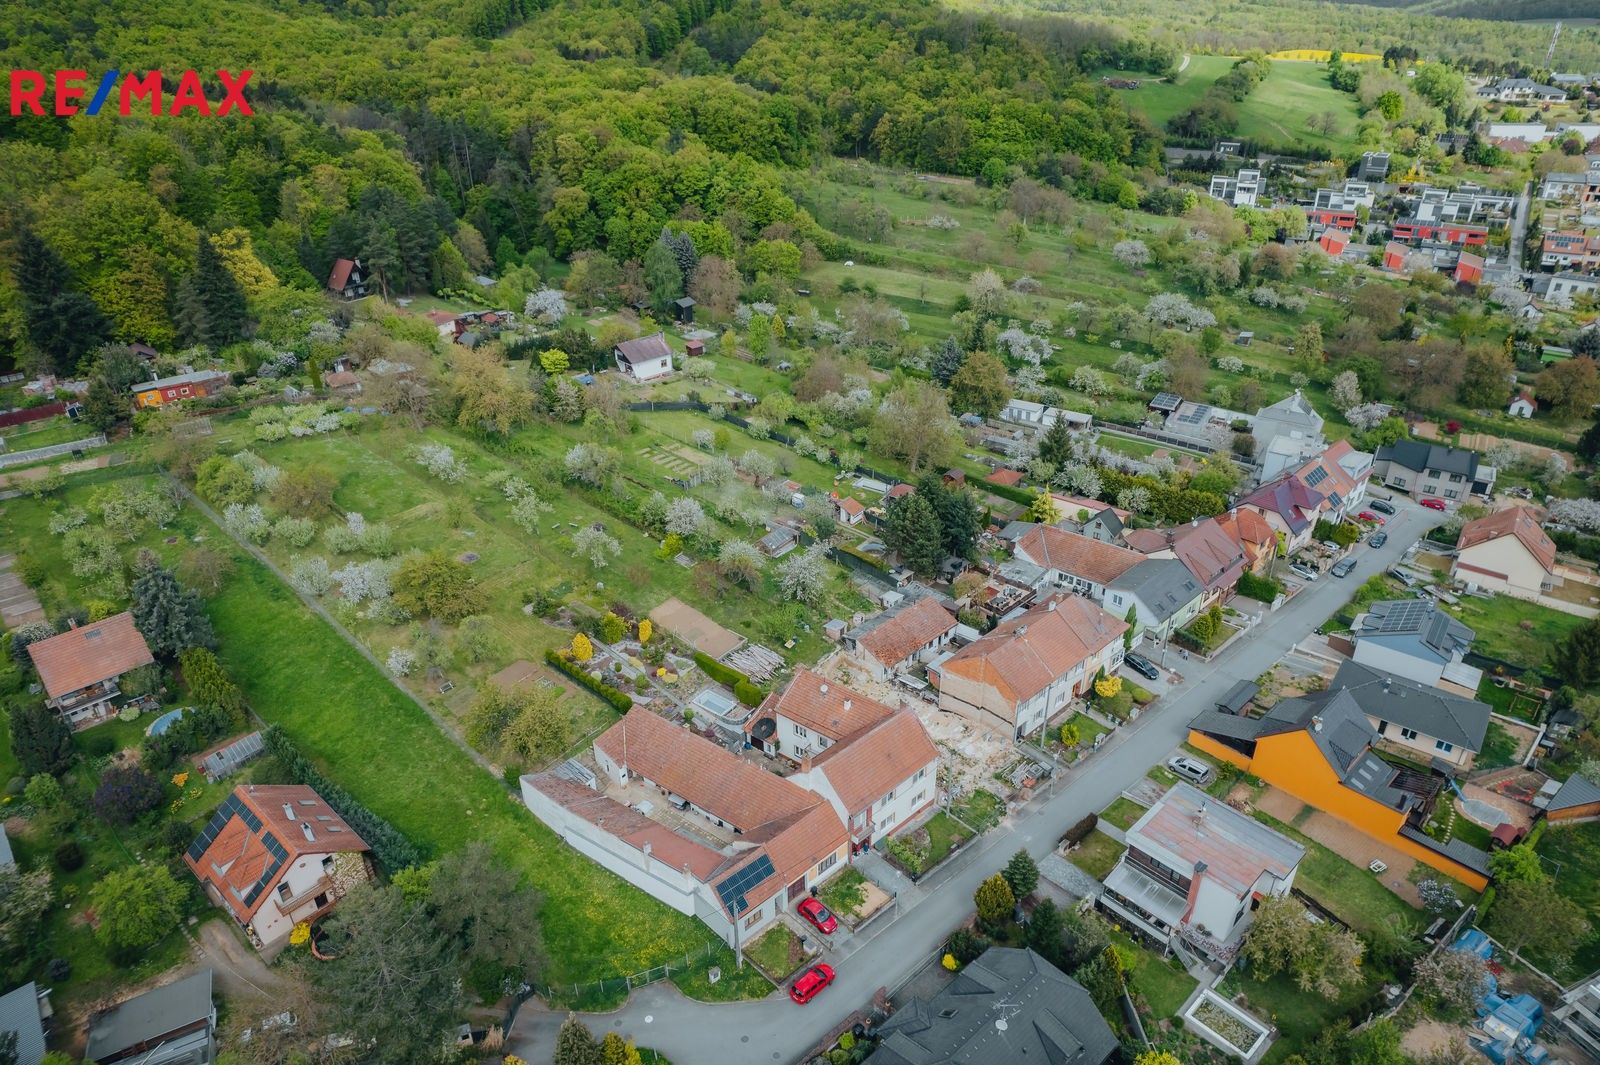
[1167,756,1213,785]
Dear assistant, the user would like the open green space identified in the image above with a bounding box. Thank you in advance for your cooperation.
[1535,821,1600,975]
[1220,966,1378,1064]
[1099,795,1148,831]
[1476,675,1544,723]
[1477,721,1520,772]
[745,925,807,982]
[1251,810,1420,936]
[0,472,764,1004]
[950,788,1004,832]
[922,811,973,867]
[1445,594,1584,671]
[1110,930,1197,1020]
[818,867,870,920]
[1068,830,1125,881]
[1098,57,1229,128]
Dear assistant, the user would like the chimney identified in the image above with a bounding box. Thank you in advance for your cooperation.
[843,699,852,712]
[820,683,828,694]
[1047,600,1057,611]
[1193,804,1208,827]
[1311,715,1323,731]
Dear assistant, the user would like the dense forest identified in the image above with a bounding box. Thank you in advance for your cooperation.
[0,0,1174,370]
[967,0,1600,69]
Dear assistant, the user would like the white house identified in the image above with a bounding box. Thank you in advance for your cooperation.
[1105,559,1204,644]
[1011,524,1145,603]
[1208,169,1262,208]
[1451,505,1558,598]
[1099,782,1304,959]
[613,333,674,381]
[1001,398,1092,431]
[846,596,957,681]
[931,594,1127,739]
[1509,392,1536,418]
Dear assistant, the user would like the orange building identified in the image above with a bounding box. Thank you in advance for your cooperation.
[1188,687,1490,890]
[131,370,232,409]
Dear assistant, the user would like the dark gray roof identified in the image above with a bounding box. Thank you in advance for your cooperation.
[872,947,1116,1065]
[1398,825,1491,876]
[614,332,672,364]
[1356,600,1474,664]
[1548,773,1600,812]
[1216,680,1258,714]
[1109,558,1201,622]
[0,983,46,1065]
[1330,660,1491,753]
[86,970,213,1064]
[998,520,1038,543]
[1375,440,1478,480]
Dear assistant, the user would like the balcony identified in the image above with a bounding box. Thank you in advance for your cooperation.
[272,875,335,915]
[52,681,118,713]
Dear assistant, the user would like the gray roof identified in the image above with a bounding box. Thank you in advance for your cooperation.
[614,332,672,364]
[0,983,46,1065]
[1109,558,1201,622]
[1331,660,1491,753]
[130,369,229,393]
[1216,680,1258,714]
[998,520,1038,543]
[1399,825,1491,875]
[1548,773,1600,812]
[1037,852,1101,900]
[0,824,12,869]
[1374,440,1479,480]
[1355,599,1474,665]
[872,947,1116,1065]
[86,970,213,1064]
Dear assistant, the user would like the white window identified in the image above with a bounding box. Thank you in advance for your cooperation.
[818,852,838,874]
[1435,739,1454,753]
[743,907,764,929]
[277,882,291,901]
[914,767,927,782]
[793,724,809,738]
[1400,727,1419,741]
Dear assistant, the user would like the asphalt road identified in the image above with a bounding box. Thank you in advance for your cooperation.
[508,498,1438,1065]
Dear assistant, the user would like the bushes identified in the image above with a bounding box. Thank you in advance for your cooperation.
[544,650,634,713]
[92,766,164,825]
[179,648,246,724]
[692,652,765,707]
[54,841,83,871]
[262,726,424,871]
[1236,571,1282,603]
[982,480,1037,508]
[1063,813,1098,847]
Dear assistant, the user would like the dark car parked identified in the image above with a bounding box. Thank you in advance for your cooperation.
[1123,653,1160,680]
[1370,498,1396,515]
[1369,532,1388,548]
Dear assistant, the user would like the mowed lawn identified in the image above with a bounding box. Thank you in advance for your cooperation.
[1445,594,1584,669]
[0,473,759,1001]
[1100,56,1231,129]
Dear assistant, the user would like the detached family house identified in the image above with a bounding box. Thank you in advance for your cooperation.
[26,612,154,729]
[1239,475,1324,555]
[324,258,371,301]
[1451,506,1557,598]
[1215,508,1277,576]
[1371,440,1491,500]
[613,333,674,381]
[184,785,374,950]
[1188,676,1492,889]
[1329,660,1491,772]
[847,596,957,681]
[1105,559,1203,644]
[1099,783,1303,960]
[931,593,1126,739]
[1352,598,1481,695]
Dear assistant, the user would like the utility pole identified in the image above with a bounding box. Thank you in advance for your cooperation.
[1546,21,1562,71]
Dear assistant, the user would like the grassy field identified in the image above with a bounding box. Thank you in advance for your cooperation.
[1068,830,1125,880]
[922,811,973,868]
[0,472,768,1004]
[1536,821,1600,975]
[1100,57,1363,155]
[1222,965,1379,1064]
[1476,675,1544,723]
[1445,594,1584,670]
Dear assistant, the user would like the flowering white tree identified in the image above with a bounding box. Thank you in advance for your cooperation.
[48,508,88,535]
[289,556,333,597]
[664,498,707,537]
[718,539,765,585]
[1011,276,1042,294]
[1070,367,1112,396]
[700,455,736,487]
[692,428,715,451]
[736,449,777,485]
[778,544,829,603]
[510,491,553,534]
[1215,355,1245,374]
[386,647,417,676]
[414,443,467,483]
[997,328,1053,366]
[524,287,568,324]
[1330,370,1362,411]
[1343,404,1389,431]
[1054,464,1103,498]
[1550,498,1600,532]
[273,516,317,548]
[223,503,271,544]
[1144,292,1216,330]
[1112,240,1149,269]
[564,443,618,486]
[1135,359,1170,391]
[1116,487,1151,513]
[927,214,960,230]
[1248,286,1281,308]
[573,526,622,568]
[1485,442,1521,470]
[332,559,393,603]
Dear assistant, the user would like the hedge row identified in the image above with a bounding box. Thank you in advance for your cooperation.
[262,726,424,872]
[692,652,765,707]
[981,480,1038,508]
[1063,813,1098,847]
[543,650,634,713]
[1236,571,1283,603]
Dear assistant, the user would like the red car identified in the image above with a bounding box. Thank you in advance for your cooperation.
[797,897,838,935]
[790,963,836,1004]
[1421,497,1448,511]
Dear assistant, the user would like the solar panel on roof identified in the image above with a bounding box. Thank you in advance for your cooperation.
[1375,600,1430,632]
[715,854,775,915]
[1304,466,1328,487]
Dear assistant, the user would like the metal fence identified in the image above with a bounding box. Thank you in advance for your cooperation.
[0,434,108,468]
[512,941,728,1012]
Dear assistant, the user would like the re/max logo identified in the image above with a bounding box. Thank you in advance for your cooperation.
[9,69,253,117]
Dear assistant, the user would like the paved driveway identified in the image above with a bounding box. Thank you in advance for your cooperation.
[506,504,1439,1065]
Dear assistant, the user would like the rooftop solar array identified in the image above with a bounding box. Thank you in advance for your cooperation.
[1303,466,1328,487]
[1371,599,1431,633]
[242,832,289,908]
[715,853,775,915]
[1173,403,1212,426]
[1150,392,1182,411]
[187,791,261,862]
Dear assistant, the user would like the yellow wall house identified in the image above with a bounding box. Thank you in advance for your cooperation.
[1188,680,1490,890]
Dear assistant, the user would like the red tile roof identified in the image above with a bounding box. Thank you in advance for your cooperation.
[838,496,866,518]
[811,709,939,816]
[985,468,1024,487]
[758,668,894,742]
[425,310,457,325]
[886,484,915,500]
[525,774,726,879]
[614,332,672,365]
[1457,506,1556,573]
[855,597,956,669]
[1014,525,1144,586]
[940,593,1125,705]
[183,785,369,923]
[27,613,154,700]
[326,259,355,291]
